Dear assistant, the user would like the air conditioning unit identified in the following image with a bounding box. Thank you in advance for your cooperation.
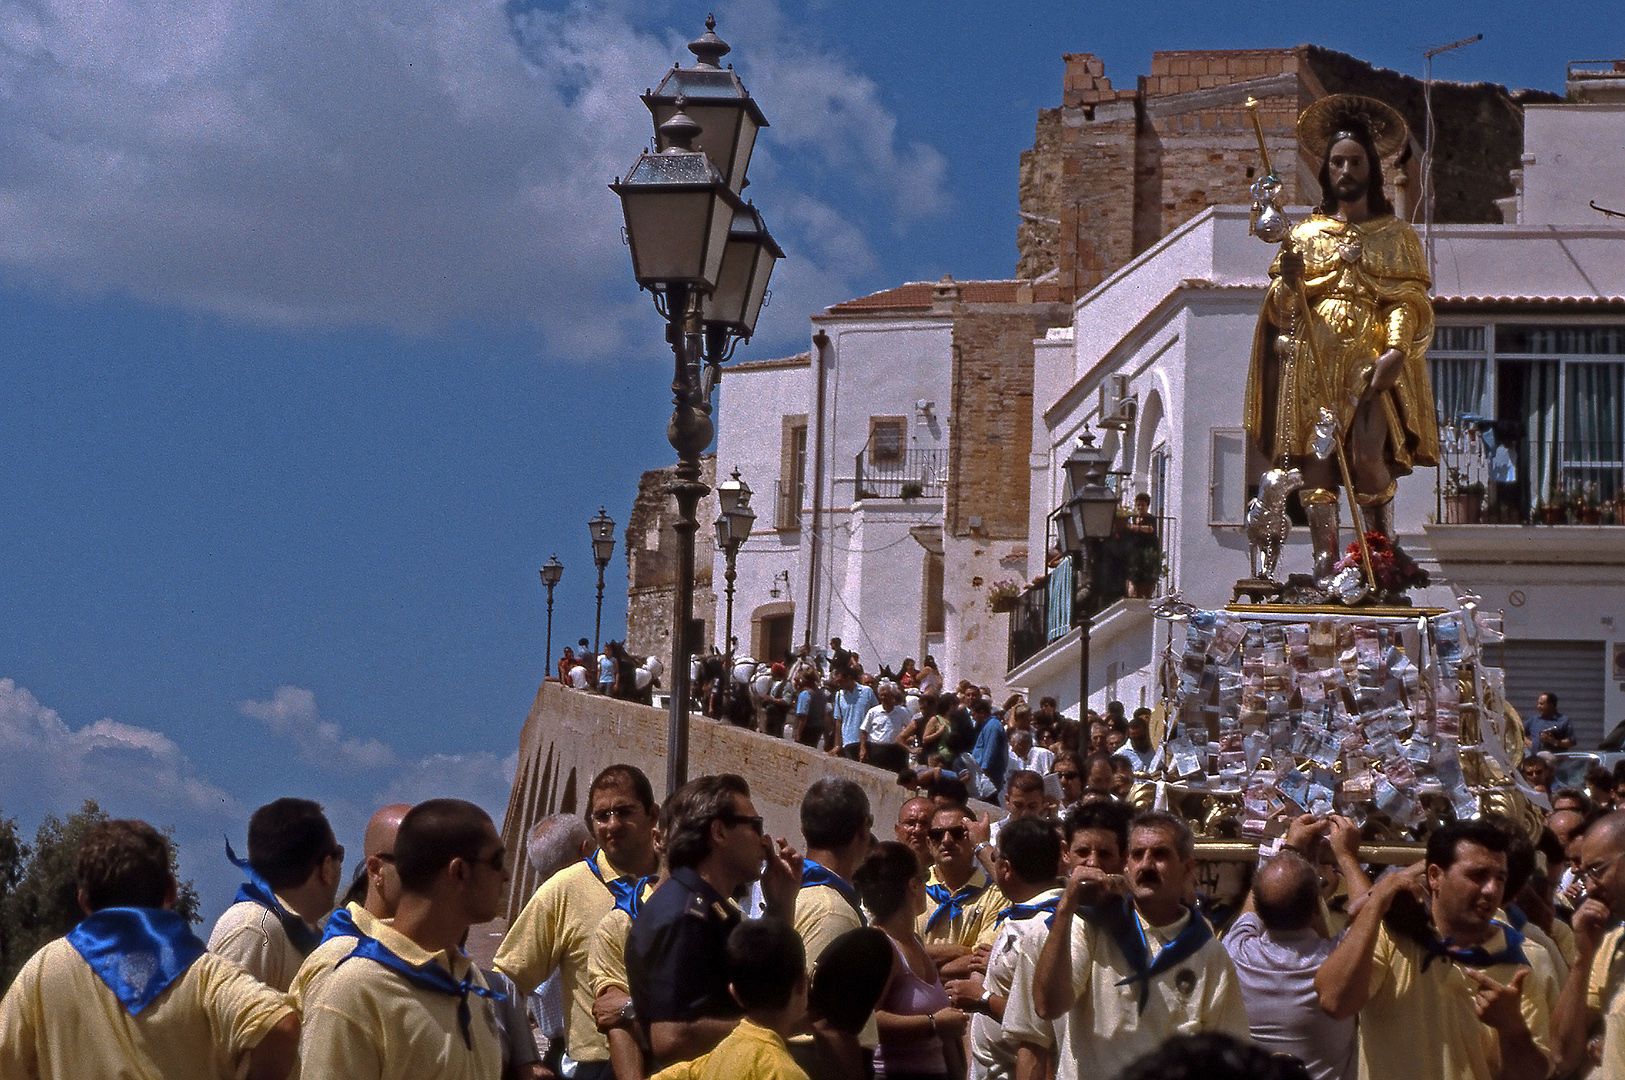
[1097,373,1136,431]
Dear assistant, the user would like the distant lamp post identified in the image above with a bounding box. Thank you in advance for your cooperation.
[769,569,791,599]
[540,555,564,681]
[1054,430,1119,720]
[713,468,756,718]
[613,15,780,793]
[589,507,617,654]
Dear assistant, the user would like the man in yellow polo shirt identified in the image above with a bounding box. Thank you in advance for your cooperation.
[919,805,1003,977]
[298,798,510,1079]
[210,797,344,992]
[1316,819,1557,1080]
[0,818,299,1080]
[1552,810,1625,1076]
[288,802,411,1011]
[496,764,661,1080]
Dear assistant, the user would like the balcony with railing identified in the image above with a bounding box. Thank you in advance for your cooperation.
[853,446,946,502]
[1437,422,1625,525]
[1006,514,1167,671]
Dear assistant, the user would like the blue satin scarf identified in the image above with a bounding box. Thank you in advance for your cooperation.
[224,839,322,957]
[337,935,506,1048]
[320,904,365,945]
[67,907,206,1015]
[1080,895,1213,1013]
[995,895,1060,928]
[584,849,653,919]
[925,876,988,932]
[801,859,866,925]
[1421,921,1531,972]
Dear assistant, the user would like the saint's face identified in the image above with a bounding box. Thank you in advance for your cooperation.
[1327,137,1371,206]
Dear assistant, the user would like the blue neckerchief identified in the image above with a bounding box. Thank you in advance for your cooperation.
[225,839,322,957]
[338,935,506,1049]
[1079,895,1213,1013]
[1421,922,1530,972]
[925,875,988,932]
[801,859,866,925]
[996,895,1060,928]
[321,905,365,945]
[67,907,206,1015]
[583,849,652,919]
[1505,904,1528,932]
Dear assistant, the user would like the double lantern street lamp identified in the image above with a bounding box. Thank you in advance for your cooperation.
[1052,431,1119,722]
[588,507,617,655]
[540,555,564,680]
[612,15,782,793]
[713,468,757,719]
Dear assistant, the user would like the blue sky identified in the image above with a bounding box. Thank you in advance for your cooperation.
[0,0,1609,920]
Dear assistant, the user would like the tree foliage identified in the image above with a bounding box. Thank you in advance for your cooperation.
[0,801,201,992]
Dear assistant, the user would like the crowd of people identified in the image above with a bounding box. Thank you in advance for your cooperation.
[8,727,1625,1080]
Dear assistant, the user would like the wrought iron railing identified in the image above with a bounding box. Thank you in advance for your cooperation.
[854,447,945,501]
[1006,514,1167,671]
[1437,425,1625,524]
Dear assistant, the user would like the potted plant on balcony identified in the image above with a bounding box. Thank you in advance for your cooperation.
[900,482,923,500]
[1576,482,1605,524]
[986,579,1021,613]
[1441,468,1485,524]
[1539,482,1568,525]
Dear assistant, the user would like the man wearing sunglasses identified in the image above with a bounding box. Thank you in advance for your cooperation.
[1553,810,1625,1076]
[626,774,802,1070]
[300,798,511,1079]
[918,805,1004,978]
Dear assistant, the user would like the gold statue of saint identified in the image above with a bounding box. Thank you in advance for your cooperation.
[1243,95,1439,584]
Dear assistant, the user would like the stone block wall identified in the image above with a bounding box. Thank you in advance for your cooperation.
[499,681,999,920]
[1018,44,1549,303]
[624,454,717,684]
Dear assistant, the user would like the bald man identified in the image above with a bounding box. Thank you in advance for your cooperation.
[1555,811,1625,1075]
[1224,827,1356,1080]
[894,797,934,870]
[287,803,411,1012]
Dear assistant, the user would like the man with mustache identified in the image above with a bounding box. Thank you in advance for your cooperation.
[1015,810,1246,1080]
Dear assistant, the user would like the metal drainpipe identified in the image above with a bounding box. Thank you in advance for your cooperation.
[805,328,830,652]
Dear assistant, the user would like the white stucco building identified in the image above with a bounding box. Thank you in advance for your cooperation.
[710,278,1068,689]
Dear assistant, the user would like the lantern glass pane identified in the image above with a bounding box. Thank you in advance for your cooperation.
[702,234,753,328]
[1081,497,1119,539]
[621,189,713,284]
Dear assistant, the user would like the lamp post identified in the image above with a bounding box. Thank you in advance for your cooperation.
[613,16,781,793]
[1054,430,1120,721]
[713,468,757,719]
[589,507,616,655]
[540,555,563,682]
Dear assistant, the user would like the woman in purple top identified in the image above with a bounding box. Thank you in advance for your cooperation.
[853,842,967,1080]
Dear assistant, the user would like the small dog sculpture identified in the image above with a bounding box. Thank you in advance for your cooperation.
[1246,467,1305,581]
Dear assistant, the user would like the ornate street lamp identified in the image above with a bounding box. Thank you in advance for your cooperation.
[1053,430,1119,720]
[712,468,756,719]
[588,507,616,655]
[613,16,779,792]
[540,555,563,682]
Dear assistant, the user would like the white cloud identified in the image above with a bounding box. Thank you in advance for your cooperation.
[0,677,239,820]
[0,0,948,353]
[371,749,519,818]
[238,685,397,771]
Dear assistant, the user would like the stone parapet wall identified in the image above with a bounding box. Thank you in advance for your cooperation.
[499,681,998,921]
